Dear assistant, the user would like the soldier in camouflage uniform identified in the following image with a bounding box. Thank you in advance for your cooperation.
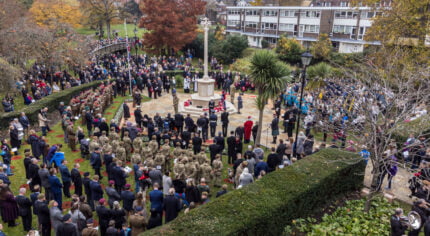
[148,135,159,155]
[200,159,213,185]
[197,149,208,165]
[140,143,153,162]
[132,134,143,152]
[212,154,223,187]
[109,127,119,142]
[173,93,179,114]
[123,131,133,161]
[116,142,127,162]
[89,136,101,153]
[184,157,197,182]
[99,131,109,147]
[154,152,165,172]
[131,150,142,165]
[173,157,186,180]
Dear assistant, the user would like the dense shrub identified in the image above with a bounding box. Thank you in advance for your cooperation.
[142,149,365,236]
[0,80,105,128]
[285,197,400,235]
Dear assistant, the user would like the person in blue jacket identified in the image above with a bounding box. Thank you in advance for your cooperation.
[149,183,164,214]
[254,159,269,177]
[48,168,63,211]
[59,159,71,198]
[49,151,64,168]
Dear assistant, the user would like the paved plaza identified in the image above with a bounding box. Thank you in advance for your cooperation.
[121,91,293,148]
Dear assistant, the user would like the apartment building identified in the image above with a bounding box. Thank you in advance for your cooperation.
[225,6,381,53]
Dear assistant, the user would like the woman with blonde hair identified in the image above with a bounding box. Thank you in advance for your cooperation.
[111,201,126,230]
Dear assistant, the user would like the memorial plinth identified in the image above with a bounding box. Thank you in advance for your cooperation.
[191,78,221,107]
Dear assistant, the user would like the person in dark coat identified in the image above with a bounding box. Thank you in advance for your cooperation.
[99,119,109,136]
[174,113,184,134]
[390,208,407,236]
[185,114,195,132]
[103,151,114,180]
[113,162,127,194]
[82,172,93,210]
[28,132,41,159]
[90,148,102,179]
[71,163,83,196]
[23,150,32,180]
[185,180,200,204]
[96,198,112,236]
[227,131,236,164]
[120,184,135,213]
[56,213,78,236]
[111,201,126,230]
[192,133,202,155]
[29,158,41,191]
[134,107,143,128]
[59,159,71,198]
[38,163,50,201]
[16,188,32,231]
[252,123,259,144]
[271,114,280,144]
[48,168,63,211]
[89,175,103,207]
[34,194,51,236]
[409,199,428,236]
[105,180,121,208]
[123,103,130,119]
[163,188,181,223]
[146,208,162,230]
[209,143,220,164]
[0,189,19,227]
[267,147,281,173]
[220,111,229,137]
[9,125,20,152]
[235,126,244,142]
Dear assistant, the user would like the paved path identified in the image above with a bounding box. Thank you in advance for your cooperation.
[363,162,413,204]
[121,91,293,148]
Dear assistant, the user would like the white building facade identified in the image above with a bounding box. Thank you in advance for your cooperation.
[226,6,381,53]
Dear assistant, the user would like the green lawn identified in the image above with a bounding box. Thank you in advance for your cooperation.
[76,24,148,38]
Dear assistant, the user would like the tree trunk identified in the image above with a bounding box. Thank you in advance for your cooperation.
[364,161,381,212]
[106,19,111,40]
[255,108,264,145]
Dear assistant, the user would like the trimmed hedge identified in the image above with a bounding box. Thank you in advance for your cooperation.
[0,80,105,128]
[142,149,365,236]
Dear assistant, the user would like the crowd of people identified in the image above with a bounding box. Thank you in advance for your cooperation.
[0,47,428,236]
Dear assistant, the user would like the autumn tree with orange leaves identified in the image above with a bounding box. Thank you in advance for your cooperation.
[139,0,206,54]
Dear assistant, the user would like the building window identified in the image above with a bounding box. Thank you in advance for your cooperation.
[324,2,331,6]
[280,10,295,17]
[262,22,278,30]
[333,25,356,34]
[279,23,294,32]
[303,25,320,33]
[263,10,278,17]
[228,10,241,15]
[264,37,277,44]
[301,11,321,18]
[246,10,259,16]
[340,1,348,7]
[245,21,258,28]
[227,20,240,27]
[335,11,359,19]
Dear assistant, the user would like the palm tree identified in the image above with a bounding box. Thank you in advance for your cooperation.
[250,50,291,145]
[305,62,333,91]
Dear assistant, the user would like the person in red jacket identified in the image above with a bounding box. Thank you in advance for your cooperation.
[243,116,253,144]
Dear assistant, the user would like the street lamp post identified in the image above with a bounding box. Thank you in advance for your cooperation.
[133,18,138,66]
[294,51,313,158]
